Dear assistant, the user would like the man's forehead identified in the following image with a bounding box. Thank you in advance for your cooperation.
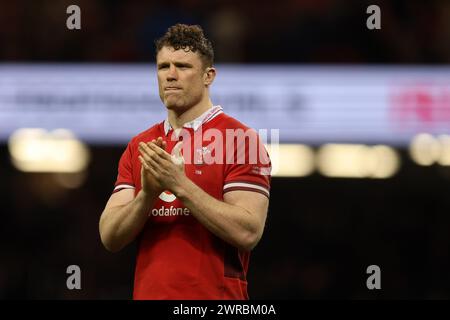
[156,46,201,63]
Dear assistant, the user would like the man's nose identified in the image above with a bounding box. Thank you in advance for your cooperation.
[166,64,178,81]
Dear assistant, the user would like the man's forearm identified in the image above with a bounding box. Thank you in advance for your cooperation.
[100,190,157,252]
[175,177,261,251]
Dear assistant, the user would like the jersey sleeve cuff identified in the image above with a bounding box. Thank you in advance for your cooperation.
[113,183,135,193]
[223,181,270,198]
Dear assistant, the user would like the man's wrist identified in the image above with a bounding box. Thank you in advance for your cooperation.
[139,188,159,203]
[172,175,192,201]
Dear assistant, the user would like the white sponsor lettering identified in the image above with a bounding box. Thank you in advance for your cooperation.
[150,206,190,217]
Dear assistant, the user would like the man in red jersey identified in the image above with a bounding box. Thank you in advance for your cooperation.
[99,24,271,300]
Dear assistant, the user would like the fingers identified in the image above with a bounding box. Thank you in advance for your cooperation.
[139,155,151,171]
[151,137,166,150]
[155,137,167,151]
[147,142,172,161]
[139,138,171,170]
[139,155,159,177]
[151,137,163,146]
[139,142,163,166]
[138,143,151,161]
[141,150,160,169]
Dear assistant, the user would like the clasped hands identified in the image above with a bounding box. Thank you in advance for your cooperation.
[138,137,186,196]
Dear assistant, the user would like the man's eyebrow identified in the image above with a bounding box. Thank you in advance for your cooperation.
[157,61,193,68]
[174,62,193,67]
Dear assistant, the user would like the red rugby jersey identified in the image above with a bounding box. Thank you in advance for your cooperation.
[113,106,271,300]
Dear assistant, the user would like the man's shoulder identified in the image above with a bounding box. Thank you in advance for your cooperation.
[129,122,164,145]
[213,112,252,131]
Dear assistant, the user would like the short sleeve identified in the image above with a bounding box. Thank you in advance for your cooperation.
[113,140,136,193]
[223,129,271,198]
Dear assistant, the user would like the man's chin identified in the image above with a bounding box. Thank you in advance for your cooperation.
[164,100,186,111]
[164,102,179,109]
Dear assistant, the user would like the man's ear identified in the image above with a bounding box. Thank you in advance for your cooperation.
[204,67,216,87]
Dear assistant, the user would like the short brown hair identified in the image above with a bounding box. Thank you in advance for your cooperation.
[155,24,214,68]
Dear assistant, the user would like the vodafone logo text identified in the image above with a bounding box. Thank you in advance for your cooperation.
[150,190,191,217]
[150,206,190,217]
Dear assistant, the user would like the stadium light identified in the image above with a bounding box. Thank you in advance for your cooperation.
[266,144,315,177]
[409,133,441,166]
[8,128,90,173]
[437,135,450,166]
[366,145,400,178]
[317,144,400,178]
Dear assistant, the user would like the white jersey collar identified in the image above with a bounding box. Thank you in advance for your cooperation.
[163,105,223,136]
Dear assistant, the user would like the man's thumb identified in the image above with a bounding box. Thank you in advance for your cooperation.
[171,141,184,165]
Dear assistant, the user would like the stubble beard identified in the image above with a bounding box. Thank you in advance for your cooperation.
[164,94,188,112]
[164,90,204,114]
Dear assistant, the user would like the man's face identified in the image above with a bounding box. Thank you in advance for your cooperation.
[156,46,208,112]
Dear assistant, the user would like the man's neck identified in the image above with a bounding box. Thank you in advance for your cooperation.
[168,99,213,130]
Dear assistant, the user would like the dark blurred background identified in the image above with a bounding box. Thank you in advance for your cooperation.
[1,0,449,64]
[1,0,450,299]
